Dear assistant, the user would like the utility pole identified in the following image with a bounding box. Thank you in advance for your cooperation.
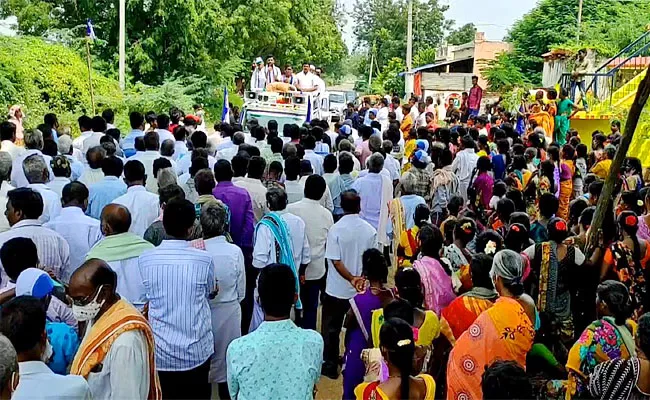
[368,47,374,89]
[576,0,583,43]
[404,0,414,97]
[118,0,126,91]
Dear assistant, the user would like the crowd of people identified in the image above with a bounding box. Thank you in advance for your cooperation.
[0,86,647,400]
[249,55,327,94]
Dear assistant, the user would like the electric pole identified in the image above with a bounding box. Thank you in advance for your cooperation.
[119,0,126,91]
[576,0,583,43]
[404,0,414,97]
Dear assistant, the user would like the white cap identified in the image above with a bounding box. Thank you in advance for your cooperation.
[255,57,264,64]
[16,268,56,298]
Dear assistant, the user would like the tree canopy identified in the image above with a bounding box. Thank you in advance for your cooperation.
[490,0,650,87]
[446,23,476,46]
[1,0,347,86]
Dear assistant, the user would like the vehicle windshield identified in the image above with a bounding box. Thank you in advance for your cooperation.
[329,93,346,104]
[242,109,305,132]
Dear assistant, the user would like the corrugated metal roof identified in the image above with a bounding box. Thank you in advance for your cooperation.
[399,56,474,76]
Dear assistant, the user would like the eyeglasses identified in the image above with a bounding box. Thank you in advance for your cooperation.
[71,284,104,306]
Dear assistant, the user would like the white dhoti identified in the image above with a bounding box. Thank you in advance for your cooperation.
[209,300,242,383]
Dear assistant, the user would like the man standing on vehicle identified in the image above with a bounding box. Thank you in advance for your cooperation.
[296,63,318,93]
[265,55,282,84]
[281,65,296,85]
[467,75,483,117]
[314,67,326,94]
[250,57,266,91]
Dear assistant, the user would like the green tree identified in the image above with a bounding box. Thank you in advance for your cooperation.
[375,57,405,96]
[446,23,476,46]
[352,0,451,72]
[0,0,346,86]
[504,0,650,84]
[482,52,529,92]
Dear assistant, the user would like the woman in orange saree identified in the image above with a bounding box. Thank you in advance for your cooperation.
[447,250,536,400]
[440,254,498,345]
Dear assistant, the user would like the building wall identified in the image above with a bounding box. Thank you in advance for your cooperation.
[421,72,474,92]
[472,32,512,89]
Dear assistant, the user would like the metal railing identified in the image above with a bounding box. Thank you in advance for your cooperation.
[559,30,650,107]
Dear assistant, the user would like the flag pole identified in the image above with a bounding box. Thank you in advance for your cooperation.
[85,37,96,115]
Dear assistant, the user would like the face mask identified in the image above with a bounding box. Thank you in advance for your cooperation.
[72,285,105,322]
[41,339,53,363]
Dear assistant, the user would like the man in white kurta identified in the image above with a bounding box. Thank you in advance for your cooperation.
[251,187,310,331]
[68,259,157,399]
[451,136,479,201]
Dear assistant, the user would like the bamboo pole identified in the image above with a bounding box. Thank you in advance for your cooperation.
[586,65,650,251]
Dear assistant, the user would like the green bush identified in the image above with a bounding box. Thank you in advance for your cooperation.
[0,36,239,136]
[0,36,123,135]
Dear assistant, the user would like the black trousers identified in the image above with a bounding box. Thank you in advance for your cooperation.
[158,358,211,399]
[321,293,351,368]
[240,249,257,335]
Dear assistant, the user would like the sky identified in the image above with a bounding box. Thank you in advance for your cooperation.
[342,0,539,50]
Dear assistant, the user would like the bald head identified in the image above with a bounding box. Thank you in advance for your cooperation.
[100,204,132,236]
[68,259,119,318]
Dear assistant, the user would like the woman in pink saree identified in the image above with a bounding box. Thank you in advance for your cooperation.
[413,224,456,314]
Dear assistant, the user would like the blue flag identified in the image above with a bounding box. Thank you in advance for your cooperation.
[221,86,231,123]
[305,95,312,123]
[86,19,96,40]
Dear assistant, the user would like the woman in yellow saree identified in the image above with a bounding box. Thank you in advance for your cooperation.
[529,90,554,143]
[447,250,536,400]
[355,318,436,400]
[557,145,575,221]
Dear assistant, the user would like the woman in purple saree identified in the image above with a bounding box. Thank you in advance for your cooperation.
[342,249,394,399]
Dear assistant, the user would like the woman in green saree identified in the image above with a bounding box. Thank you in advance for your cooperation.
[555,88,581,146]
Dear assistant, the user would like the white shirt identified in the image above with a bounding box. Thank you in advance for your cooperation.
[204,236,246,304]
[233,177,267,222]
[139,240,216,371]
[84,326,150,400]
[313,75,326,94]
[325,214,378,299]
[216,145,238,162]
[78,168,105,187]
[265,65,282,84]
[73,131,93,152]
[298,176,333,211]
[173,141,188,161]
[286,198,333,280]
[0,219,70,284]
[113,186,160,237]
[27,183,62,224]
[384,155,401,181]
[295,71,315,90]
[452,148,479,187]
[155,129,175,146]
[46,176,70,199]
[11,149,53,188]
[0,140,25,161]
[251,68,267,90]
[377,107,389,132]
[13,361,91,400]
[303,150,324,176]
[45,207,102,283]
[177,152,217,176]
[284,180,304,205]
[129,150,161,193]
[82,131,105,155]
[0,182,14,233]
[252,211,311,270]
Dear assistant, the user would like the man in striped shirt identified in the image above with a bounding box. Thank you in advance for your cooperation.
[138,198,217,400]
[0,188,70,285]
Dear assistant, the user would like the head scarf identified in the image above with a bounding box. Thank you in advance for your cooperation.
[8,105,22,121]
[490,249,523,283]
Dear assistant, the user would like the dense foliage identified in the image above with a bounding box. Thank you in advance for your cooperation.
[1,0,347,86]
[446,23,476,46]
[0,36,228,135]
[486,0,650,87]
